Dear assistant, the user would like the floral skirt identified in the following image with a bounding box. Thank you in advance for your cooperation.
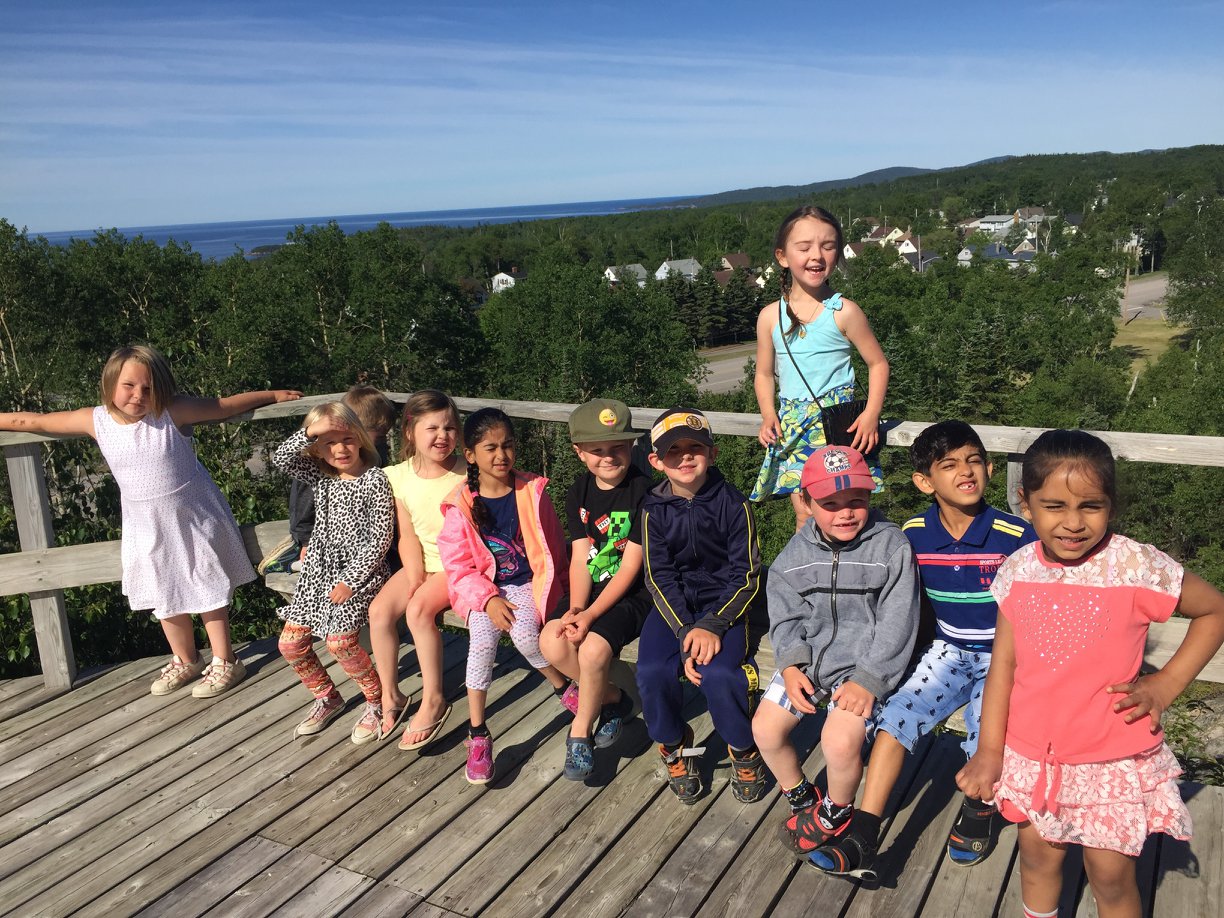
[750,386,883,501]
[993,742,1192,856]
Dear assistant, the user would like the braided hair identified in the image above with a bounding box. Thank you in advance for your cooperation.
[463,407,514,535]
[774,205,844,341]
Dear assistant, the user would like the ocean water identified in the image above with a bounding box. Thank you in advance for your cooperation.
[33,196,689,261]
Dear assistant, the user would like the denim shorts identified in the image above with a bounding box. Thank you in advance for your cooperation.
[874,640,991,757]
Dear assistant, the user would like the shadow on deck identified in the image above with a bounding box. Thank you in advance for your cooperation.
[0,635,1219,918]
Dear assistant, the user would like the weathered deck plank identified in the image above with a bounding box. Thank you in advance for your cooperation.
[1,649,1221,918]
[489,705,711,918]
[0,642,286,814]
[1152,783,1222,916]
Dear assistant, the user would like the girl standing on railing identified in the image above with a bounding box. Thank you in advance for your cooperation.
[273,402,395,743]
[437,407,571,784]
[0,344,301,697]
[751,205,889,532]
[366,390,467,751]
[957,430,1224,918]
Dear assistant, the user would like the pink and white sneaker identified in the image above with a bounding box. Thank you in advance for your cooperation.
[464,733,494,784]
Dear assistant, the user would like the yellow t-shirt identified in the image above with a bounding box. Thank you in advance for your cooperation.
[383,456,467,573]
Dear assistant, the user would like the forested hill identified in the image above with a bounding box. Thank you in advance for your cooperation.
[685,165,940,206]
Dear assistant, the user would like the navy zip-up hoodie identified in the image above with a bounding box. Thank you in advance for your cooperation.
[769,509,920,700]
[641,468,762,641]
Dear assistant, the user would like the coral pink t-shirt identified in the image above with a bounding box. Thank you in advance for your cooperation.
[991,534,1183,765]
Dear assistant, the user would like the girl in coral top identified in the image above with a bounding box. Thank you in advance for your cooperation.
[957,430,1224,918]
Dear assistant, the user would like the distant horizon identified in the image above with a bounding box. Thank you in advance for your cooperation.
[28,194,693,239]
[3,2,1221,232]
[29,195,700,261]
[17,142,1205,240]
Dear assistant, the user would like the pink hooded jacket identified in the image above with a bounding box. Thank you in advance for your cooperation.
[436,470,567,624]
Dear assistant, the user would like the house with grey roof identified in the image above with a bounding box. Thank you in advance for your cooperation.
[604,264,648,287]
[654,258,703,281]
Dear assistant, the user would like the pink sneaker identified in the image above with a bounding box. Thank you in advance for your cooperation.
[464,733,494,784]
[559,681,580,716]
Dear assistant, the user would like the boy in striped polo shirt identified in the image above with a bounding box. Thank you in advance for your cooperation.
[811,420,1034,881]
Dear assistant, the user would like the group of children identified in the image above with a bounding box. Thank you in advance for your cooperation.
[4,204,1223,918]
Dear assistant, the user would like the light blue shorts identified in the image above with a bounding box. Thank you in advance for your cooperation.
[874,640,991,757]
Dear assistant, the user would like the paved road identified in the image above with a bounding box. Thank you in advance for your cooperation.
[1121,273,1168,321]
[699,343,755,394]
[700,274,1170,394]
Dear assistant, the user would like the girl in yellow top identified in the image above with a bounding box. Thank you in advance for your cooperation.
[367,390,467,749]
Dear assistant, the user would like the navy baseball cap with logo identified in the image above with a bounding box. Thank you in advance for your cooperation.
[801,446,875,499]
[650,407,714,456]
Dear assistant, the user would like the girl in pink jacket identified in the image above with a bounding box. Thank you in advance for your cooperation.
[438,408,572,784]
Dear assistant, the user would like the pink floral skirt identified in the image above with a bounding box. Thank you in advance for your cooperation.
[993,742,1192,856]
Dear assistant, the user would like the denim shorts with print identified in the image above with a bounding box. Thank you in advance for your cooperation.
[874,640,991,757]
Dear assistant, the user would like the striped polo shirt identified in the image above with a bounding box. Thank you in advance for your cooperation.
[902,503,1035,650]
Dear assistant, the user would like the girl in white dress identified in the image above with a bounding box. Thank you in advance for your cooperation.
[0,345,301,697]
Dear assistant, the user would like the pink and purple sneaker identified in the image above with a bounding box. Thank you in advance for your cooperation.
[464,733,494,784]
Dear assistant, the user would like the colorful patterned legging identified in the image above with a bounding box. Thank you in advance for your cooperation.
[278,622,382,703]
[466,581,548,691]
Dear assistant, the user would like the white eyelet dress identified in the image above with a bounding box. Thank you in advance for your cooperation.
[93,406,256,619]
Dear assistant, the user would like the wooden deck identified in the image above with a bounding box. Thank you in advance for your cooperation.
[0,636,1220,918]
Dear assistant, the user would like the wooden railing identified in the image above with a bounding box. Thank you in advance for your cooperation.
[3,395,1224,692]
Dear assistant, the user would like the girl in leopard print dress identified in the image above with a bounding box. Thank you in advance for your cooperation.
[273,402,395,744]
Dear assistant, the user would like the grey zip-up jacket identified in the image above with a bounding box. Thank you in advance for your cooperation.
[768,510,920,700]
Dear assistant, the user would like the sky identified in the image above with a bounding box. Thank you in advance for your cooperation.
[2,0,1222,233]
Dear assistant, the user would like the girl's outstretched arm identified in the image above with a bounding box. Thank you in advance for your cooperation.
[169,389,302,427]
[753,304,781,447]
[0,407,96,439]
[957,615,1016,801]
[837,298,889,455]
[1108,571,1224,732]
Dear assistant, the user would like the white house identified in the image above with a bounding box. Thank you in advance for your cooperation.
[979,214,1017,236]
[655,258,702,281]
[604,264,648,287]
[490,268,526,293]
[865,225,905,246]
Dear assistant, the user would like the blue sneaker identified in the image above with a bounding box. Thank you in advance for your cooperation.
[563,733,594,781]
[593,694,632,749]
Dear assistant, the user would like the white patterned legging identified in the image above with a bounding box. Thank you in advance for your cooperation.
[465,580,549,691]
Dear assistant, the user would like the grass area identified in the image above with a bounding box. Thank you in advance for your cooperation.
[1112,317,1185,373]
[1165,680,1224,784]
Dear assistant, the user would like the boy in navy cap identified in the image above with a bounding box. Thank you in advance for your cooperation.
[637,407,767,804]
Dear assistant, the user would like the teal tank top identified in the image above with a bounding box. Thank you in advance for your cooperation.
[772,293,856,401]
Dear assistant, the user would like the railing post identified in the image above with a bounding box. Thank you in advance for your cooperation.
[4,443,76,693]
[1006,453,1025,517]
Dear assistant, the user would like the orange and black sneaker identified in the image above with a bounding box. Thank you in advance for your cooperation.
[728,745,767,803]
[784,796,852,855]
[659,727,702,804]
